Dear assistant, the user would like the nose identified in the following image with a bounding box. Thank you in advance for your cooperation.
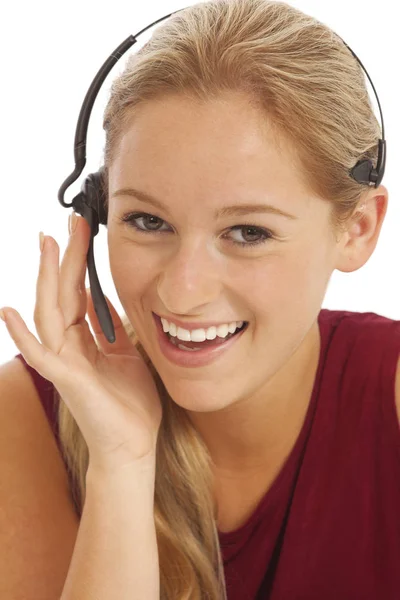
[156,241,224,316]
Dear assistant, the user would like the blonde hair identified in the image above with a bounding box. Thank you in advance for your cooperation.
[56,1,382,597]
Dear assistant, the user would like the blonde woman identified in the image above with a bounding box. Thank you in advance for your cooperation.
[0,1,398,599]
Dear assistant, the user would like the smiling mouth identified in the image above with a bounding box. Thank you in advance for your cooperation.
[165,321,249,350]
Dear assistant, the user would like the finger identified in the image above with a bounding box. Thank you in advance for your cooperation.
[59,213,91,327]
[35,230,98,360]
[85,288,138,356]
[2,307,67,383]
[34,235,66,353]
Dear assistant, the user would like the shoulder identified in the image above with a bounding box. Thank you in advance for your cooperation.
[320,309,400,424]
[0,357,79,597]
[395,353,400,424]
[0,355,40,397]
[0,356,60,456]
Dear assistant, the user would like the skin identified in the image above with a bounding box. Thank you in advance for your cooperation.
[106,91,388,486]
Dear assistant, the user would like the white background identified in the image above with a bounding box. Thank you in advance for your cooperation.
[0,0,398,364]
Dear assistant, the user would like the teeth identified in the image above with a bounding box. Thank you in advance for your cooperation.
[161,318,245,342]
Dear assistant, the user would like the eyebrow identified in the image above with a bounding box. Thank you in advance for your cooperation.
[111,187,298,220]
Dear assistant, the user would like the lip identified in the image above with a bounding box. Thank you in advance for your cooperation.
[152,313,248,368]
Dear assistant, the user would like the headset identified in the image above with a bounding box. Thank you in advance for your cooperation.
[57,6,386,344]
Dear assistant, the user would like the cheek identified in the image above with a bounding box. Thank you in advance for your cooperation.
[290,251,333,320]
[253,243,332,314]
[108,242,156,293]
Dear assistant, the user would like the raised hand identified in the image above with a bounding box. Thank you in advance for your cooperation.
[0,214,163,473]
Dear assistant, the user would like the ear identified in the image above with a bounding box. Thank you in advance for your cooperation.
[333,185,389,274]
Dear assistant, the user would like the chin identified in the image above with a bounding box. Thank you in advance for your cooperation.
[160,379,241,413]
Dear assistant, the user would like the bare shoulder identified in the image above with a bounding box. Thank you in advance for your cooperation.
[395,352,400,425]
[0,357,79,599]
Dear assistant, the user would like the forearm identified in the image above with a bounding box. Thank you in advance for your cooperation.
[60,461,159,600]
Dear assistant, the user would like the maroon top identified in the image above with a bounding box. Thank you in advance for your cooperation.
[15,309,400,599]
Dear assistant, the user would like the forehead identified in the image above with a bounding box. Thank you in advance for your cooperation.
[108,93,312,215]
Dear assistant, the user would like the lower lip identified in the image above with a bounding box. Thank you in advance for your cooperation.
[152,313,248,368]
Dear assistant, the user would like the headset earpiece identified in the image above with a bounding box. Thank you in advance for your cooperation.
[80,167,108,228]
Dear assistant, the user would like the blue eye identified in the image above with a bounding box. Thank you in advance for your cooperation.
[118,212,275,248]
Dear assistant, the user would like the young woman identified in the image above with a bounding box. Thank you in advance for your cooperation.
[0,0,398,598]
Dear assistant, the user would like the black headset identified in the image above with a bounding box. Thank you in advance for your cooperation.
[57,6,386,345]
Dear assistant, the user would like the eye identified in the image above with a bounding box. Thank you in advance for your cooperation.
[118,212,275,249]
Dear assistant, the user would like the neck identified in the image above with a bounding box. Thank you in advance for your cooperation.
[187,319,321,477]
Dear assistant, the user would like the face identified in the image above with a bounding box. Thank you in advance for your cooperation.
[106,92,345,416]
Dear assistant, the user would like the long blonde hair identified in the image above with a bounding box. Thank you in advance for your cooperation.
[56,1,381,597]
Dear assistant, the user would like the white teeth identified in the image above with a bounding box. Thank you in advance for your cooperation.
[161,318,245,342]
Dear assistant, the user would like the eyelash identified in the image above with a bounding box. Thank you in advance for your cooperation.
[118,212,275,248]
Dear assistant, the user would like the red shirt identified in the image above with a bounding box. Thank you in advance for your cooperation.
[15,309,400,599]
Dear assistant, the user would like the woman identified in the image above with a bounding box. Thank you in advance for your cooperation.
[0,0,398,598]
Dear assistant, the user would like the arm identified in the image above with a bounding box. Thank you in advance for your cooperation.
[60,459,159,600]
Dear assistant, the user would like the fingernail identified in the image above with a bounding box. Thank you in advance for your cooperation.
[69,212,78,235]
[39,231,45,253]
[0,309,6,323]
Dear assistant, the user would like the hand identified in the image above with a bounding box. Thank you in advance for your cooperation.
[1,215,162,473]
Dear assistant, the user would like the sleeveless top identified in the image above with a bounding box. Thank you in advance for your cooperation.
[14,308,400,600]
